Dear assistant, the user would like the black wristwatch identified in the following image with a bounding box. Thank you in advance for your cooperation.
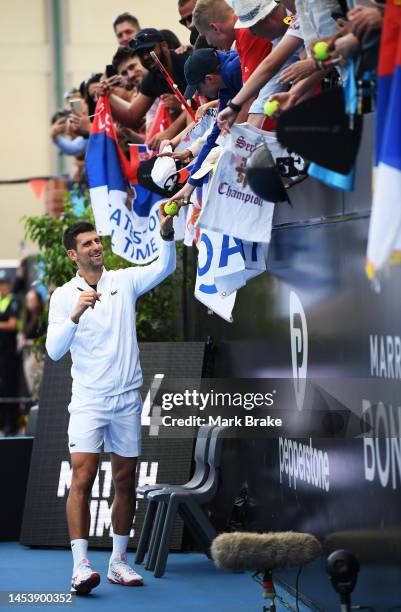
[228,100,242,113]
[160,229,175,242]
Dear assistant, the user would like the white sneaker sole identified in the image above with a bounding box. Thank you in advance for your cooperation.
[71,572,101,595]
[107,574,144,586]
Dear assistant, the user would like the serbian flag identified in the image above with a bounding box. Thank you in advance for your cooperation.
[366,1,401,279]
[86,96,132,235]
[145,99,172,146]
[85,96,175,265]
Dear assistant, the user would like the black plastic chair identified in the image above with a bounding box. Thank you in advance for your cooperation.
[135,425,213,565]
[146,426,226,577]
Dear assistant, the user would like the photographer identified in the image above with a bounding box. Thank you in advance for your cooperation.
[50,96,90,157]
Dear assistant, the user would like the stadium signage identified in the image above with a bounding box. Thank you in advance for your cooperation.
[370,334,401,379]
[290,291,308,411]
[362,399,401,490]
[278,437,330,492]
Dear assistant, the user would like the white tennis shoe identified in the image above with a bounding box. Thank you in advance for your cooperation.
[71,559,100,594]
[107,554,144,586]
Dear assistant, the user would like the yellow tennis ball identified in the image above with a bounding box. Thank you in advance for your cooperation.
[313,41,330,61]
[164,201,179,216]
[264,99,280,117]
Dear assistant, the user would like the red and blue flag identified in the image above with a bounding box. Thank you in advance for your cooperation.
[366,1,401,277]
[85,96,165,264]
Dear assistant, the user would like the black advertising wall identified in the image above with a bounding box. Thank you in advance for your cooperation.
[20,342,205,549]
[186,115,401,577]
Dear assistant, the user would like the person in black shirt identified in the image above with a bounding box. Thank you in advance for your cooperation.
[0,272,21,436]
[103,29,192,150]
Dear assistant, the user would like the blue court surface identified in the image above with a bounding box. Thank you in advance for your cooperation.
[0,542,315,611]
[1,543,400,611]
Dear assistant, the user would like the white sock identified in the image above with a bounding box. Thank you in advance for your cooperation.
[110,534,130,563]
[71,539,88,570]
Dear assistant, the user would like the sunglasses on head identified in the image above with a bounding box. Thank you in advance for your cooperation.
[179,14,192,26]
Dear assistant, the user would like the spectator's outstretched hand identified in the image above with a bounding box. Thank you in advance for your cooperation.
[311,29,357,63]
[347,5,383,42]
[309,34,338,58]
[217,106,238,133]
[161,93,183,114]
[195,100,218,121]
[279,59,317,85]
[267,92,296,113]
[175,44,192,55]
[70,111,91,137]
[97,75,124,97]
[163,182,195,210]
[157,148,193,164]
[148,131,169,151]
[50,117,67,139]
[334,33,360,60]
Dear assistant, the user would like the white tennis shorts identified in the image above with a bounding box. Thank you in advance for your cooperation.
[67,388,142,457]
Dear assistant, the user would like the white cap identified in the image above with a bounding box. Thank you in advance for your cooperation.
[232,0,279,29]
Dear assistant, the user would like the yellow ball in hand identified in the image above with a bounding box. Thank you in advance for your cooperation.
[263,99,280,117]
[313,41,330,61]
[164,201,179,216]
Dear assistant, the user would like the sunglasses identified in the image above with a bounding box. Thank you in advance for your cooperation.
[179,14,192,26]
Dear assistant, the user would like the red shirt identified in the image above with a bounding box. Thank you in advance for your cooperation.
[234,18,272,83]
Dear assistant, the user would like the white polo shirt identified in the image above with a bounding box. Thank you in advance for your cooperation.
[46,240,176,398]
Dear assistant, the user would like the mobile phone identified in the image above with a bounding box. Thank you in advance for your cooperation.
[105,64,118,78]
[70,98,83,113]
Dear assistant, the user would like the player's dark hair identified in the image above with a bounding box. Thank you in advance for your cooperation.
[63,222,96,251]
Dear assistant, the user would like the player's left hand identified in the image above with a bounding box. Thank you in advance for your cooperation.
[159,203,174,236]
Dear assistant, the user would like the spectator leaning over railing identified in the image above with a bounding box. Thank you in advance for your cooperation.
[112,46,148,96]
[268,1,384,112]
[314,2,384,62]
[111,46,148,146]
[216,0,305,131]
[192,0,272,67]
[163,46,244,206]
[101,29,192,150]
[193,0,273,126]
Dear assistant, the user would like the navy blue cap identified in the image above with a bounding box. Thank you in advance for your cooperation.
[184,48,220,99]
[129,28,164,52]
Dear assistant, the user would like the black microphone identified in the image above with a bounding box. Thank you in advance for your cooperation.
[326,549,360,612]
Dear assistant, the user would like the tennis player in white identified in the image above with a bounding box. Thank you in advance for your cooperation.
[46,207,175,594]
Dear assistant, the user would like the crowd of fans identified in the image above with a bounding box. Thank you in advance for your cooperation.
[49,0,383,195]
[1,0,385,435]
